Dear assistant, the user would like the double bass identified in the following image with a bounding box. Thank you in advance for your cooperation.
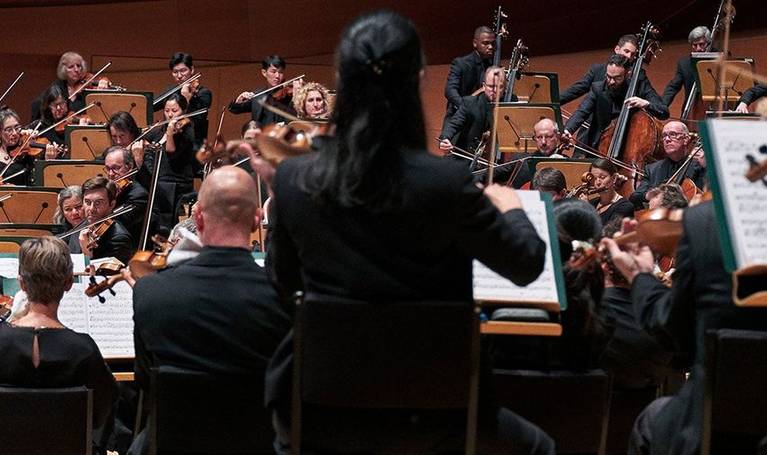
[598,22,665,198]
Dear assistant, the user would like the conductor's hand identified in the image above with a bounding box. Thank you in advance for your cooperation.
[624,96,650,109]
[483,184,523,213]
[735,102,749,113]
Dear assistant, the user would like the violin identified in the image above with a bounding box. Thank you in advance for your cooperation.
[54,112,95,135]
[225,121,331,166]
[9,132,66,159]
[73,73,125,93]
[170,117,190,134]
[0,294,12,321]
[85,219,114,251]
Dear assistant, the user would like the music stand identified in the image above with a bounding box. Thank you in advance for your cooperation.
[515,72,560,104]
[525,157,595,189]
[0,187,61,224]
[494,103,562,155]
[65,125,111,160]
[695,58,756,107]
[84,90,154,127]
[34,160,106,189]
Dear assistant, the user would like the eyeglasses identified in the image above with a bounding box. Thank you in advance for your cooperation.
[2,125,22,134]
[83,199,108,209]
[662,132,687,140]
[104,165,125,173]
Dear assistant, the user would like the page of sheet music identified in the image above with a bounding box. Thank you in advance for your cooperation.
[473,191,558,304]
[58,282,135,358]
[0,254,86,280]
[707,119,767,268]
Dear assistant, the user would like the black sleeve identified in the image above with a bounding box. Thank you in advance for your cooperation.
[444,58,466,107]
[630,165,655,208]
[118,186,148,231]
[662,60,686,106]
[195,87,212,108]
[105,229,134,265]
[228,100,251,114]
[739,83,767,105]
[564,86,597,133]
[639,79,670,120]
[614,198,635,220]
[85,341,118,429]
[267,165,304,309]
[560,64,597,105]
[132,285,152,392]
[440,100,472,142]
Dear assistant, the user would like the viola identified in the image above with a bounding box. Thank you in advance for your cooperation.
[225,121,331,166]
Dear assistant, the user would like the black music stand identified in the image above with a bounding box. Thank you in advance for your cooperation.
[84,90,153,127]
[494,103,563,155]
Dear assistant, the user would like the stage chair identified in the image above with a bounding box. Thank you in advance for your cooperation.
[35,160,105,189]
[702,328,767,455]
[148,366,274,454]
[493,368,612,455]
[0,386,93,455]
[291,292,481,454]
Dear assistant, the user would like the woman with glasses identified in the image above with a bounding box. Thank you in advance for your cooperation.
[0,108,35,185]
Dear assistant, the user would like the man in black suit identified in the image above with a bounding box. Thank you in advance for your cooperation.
[439,66,505,156]
[103,146,148,248]
[129,166,291,453]
[735,83,767,113]
[228,55,297,127]
[68,176,133,264]
[602,202,767,454]
[662,26,711,111]
[563,54,669,149]
[629,121,706,209]
[442,26,496,123]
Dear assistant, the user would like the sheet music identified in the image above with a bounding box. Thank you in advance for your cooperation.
[58,282,134,358]
[0,257,19,279]
[473,190,559,304]
[707,119,767,268]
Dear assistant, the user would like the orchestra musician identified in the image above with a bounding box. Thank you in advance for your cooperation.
[531,167,567,201]
[629,121,706,209]
[68,176,133,264]
[154,53,212,150]
[102,146,148,247]
[646,183,689,211]
[661,26,712,110]
[438,66,507,155]
[587,158,635,226]
[127,167,291,455]
[735,83,767,113]
[245,11,554,453]
[442,26,496,123]
[107,111,153,190]
[0,108,35,185]
[562,54,669,149]
[37,83,79,159]
[292,81,331,120]
[0,236,117,453]
[53,186,84,231]
[228,55,298,127]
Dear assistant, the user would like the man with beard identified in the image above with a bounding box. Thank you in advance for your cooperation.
[562,54,668,149]
[442,26,496,124]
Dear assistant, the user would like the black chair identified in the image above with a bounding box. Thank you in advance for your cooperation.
[291,292,481,454]
[0,386,93,455]
[702,329,767,455]
[493,369,612,455]
[148,365,274,455]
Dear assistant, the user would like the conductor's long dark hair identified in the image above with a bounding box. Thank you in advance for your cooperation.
[298,11,426,210]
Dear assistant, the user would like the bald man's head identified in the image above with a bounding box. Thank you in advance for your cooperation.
[196,167,259,235]
[533,118,560,155]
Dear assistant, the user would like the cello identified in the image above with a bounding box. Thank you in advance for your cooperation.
[491,6,508,67]
[598,22,665,198]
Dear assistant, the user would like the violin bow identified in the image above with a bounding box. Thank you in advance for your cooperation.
[715,0,734,114]
[486,72,503,185]
[0,72,24,105]
[255,98,302,123]
[237,74,305,105]
[153,73,202,106]
[68,61,112,101]
[36,103,95,137]
[203,107,228,179]
[129,108,209,147]
[0,121,40,179]
[56,205,135,240]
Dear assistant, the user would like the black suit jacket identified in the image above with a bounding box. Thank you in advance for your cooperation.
[662,55,696,108]
[154,85,212,147]
[132,246,291,392]
[115,180,148,248]
[629,202,767,454]
[443,51,491,119]
[564,79,669,149]
[265,150,546,408]
[739,83,767,105]
[440,94,492,151]
[228,87,296,127]
[560,63,651,105]
[629,157,706,208]
[68,219,133,265]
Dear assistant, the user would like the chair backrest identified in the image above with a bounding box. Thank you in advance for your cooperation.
[0,386,92,455]
[493,369,612,455]
[703,329,767,455]
[149,365,274,455]
[296,293,478,409]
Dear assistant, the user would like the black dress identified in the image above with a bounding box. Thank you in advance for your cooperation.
[0,323,117,447]
[591,196,635,226]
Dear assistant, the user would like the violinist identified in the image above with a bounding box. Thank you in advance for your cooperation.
[292,82,331,120]
[53,186,84,231]
[154,53,212,150]
[661,26,712,110]
[0,108,34,185]
[646,183,689,211]
[735,83,767,113]
[442,26,495,123]
[68,176,133,264]
[531,167,567,201]
[562,54,669,149]
[103,146,148,247]
[227,55,298,127]
[106,111,153,189]
[587,158,635,226]
[37,84,74,158]
[439,66,508,156]
[145,93,196,232]
[30,52,105,122]
[629,121,706,209]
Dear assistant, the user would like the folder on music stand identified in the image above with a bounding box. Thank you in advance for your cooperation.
[84,90,154,127]
[65,125,111,160]
[494,103,562,154]
[695,58,755,107]
[515,72,560,103]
